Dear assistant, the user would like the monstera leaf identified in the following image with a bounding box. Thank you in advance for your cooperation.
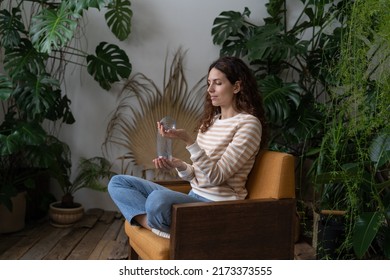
[68,0,107,12]
[87,42,132,90]
[0,8,26,48]
[4,38,47,78]
[106,0,133,41]
[13,73,61,121]
[259,75,301,125]
[247,25,309,62]
[211,7,251,45]
[0,75,13,101]
[30,1,78,54]
[0,122,47,156]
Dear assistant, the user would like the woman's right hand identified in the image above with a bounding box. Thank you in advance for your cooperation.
[157,122,194,146]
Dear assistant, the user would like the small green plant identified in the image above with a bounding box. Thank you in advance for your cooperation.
[51,144,116,208]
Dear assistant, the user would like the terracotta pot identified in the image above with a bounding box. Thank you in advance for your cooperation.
[49,202,84,227]
[0,191,27,233]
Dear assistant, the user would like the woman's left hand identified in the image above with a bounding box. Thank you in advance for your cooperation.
[153,157,187,171]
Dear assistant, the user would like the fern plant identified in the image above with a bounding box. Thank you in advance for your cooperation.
[51,145,116,208]
[312,0,390,259]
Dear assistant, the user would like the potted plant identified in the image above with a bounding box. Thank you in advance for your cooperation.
[0,149,54,232]
[48,146,116,227]
[0,0,133,227]
[0,115,64,232]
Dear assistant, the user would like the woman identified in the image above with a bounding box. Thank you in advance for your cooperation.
[108,56,268,239]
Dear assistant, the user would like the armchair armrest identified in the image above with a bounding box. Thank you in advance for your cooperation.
[170,198,295,260]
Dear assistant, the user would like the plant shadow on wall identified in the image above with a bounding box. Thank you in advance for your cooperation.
[103,49,207,180]
[211,0,390,259]
[0,0,133,229]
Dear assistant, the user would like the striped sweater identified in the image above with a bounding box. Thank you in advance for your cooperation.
[177,113,262,201]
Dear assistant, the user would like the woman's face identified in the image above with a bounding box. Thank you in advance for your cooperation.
[207,67,240,109]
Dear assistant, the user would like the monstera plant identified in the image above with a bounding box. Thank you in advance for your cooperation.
[210,0,339,156]
[0,0,133,213]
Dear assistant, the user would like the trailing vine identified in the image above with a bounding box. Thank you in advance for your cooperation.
[316,0,390,259]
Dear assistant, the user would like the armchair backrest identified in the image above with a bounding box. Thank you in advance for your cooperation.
[246,150,295,200]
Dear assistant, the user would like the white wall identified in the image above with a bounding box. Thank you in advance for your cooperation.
[55,0,274,211]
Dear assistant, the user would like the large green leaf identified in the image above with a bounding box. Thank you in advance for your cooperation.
[353,212,383,259]
[259,75,301,124]
[45,93,75,125]
[284,101,323,144]
[369,131,390,169]
[105,0,133,41]
[0,122,47,156]
[211,7,251,45]
[4,38,47,78]
[247,24,309,62]
[13,73,60,120]
[30,1,78,54]
[86,42,132,90]
[0,8,26,48]
[265,0,285,22]
[68,0,107,13]
[0,74,13,100]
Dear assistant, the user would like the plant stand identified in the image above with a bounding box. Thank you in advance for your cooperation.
[314,210,347,259]
[49,202,84,228]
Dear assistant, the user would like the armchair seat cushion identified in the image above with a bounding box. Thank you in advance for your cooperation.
[125,221,170,260]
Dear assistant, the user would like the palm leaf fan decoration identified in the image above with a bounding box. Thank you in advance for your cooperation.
[103,49,206,179]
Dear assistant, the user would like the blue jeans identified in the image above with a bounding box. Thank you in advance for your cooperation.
[108,175,211,233]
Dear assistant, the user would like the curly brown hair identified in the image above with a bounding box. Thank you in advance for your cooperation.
[198,56,268,148]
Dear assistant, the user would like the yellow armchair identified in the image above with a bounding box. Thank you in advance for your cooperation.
[124,150,296,260]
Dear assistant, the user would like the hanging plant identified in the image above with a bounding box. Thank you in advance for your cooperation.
[313,0,390,259]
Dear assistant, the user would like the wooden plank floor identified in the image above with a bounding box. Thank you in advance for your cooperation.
[0,208,129,260]
[0,208,315,260]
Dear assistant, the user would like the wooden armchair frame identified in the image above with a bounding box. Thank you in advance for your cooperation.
[125,150,296,260]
